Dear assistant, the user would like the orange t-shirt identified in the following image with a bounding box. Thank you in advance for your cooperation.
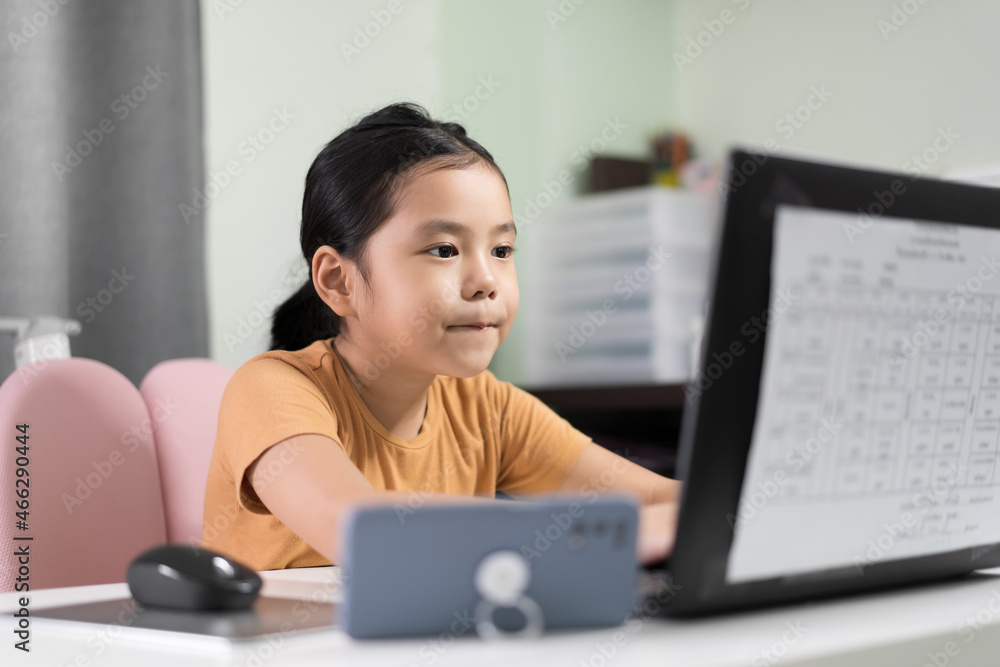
[202,338,592,570]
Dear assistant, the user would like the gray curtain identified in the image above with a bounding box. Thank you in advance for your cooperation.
[0,0,206,386]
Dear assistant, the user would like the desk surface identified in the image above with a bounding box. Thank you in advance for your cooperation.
[5,566,1000,667]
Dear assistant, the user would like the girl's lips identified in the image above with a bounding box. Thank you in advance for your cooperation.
[449,322,495,329]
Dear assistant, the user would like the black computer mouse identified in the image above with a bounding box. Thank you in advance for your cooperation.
[127,544,262,611]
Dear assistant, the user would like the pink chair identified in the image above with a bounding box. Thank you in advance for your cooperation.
[0,359,167,591]
[139,358,234,546]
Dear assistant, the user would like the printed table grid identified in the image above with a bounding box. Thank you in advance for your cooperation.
[756,284,1000,514]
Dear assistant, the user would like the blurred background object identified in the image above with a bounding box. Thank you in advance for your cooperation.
[0,316,80,368]
[588,156,653,193]
[651,130,689,187]
[524,186,717,388]
[0,0,205,385]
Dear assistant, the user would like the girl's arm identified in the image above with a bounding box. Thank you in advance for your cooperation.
[555,441,682,564]
[556,441,681,503]
[249,435,676,565]
[246,433,496,564]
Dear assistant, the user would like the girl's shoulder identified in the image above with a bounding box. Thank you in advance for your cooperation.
[247,338,330,368]
[227,339,333,389]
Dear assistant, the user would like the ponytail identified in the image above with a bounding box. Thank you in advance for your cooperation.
[268,102,506,351]
[269,279,341,352]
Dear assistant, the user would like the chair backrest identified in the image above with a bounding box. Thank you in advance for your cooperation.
[139,358,234,546]
[0,358,167,591]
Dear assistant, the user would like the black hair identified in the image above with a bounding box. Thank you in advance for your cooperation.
[269,102,507,352]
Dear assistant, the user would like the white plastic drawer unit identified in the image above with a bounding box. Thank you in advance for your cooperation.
[524,186,719,388]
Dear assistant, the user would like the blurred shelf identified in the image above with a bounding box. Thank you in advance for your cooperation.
[522,383,688,478]
[522,383,687,411]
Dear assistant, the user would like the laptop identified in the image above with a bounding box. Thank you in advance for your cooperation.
[657,148,1000,616]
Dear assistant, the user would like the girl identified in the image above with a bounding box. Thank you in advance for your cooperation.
[202,102,680,571]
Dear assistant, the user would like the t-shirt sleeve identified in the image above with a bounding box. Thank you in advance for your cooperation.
[493,378,592,495]
[215,356,341,514]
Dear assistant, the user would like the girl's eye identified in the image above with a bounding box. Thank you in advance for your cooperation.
[493,246,514,259]
[429,245,457,258]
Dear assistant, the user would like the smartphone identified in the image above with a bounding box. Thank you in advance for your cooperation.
[340,496,639,639]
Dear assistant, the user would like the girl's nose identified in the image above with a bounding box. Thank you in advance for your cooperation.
[464,255,498,300]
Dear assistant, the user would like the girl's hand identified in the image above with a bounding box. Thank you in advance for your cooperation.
[637,502,679,565]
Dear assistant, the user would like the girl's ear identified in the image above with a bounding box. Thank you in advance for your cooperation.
[312,245,358,317]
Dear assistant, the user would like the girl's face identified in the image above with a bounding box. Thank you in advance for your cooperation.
[348,161,518,380]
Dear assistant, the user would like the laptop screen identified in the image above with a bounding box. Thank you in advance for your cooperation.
[727,205,1000,582]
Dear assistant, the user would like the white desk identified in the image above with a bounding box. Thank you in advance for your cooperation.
[4,566,1000,667]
